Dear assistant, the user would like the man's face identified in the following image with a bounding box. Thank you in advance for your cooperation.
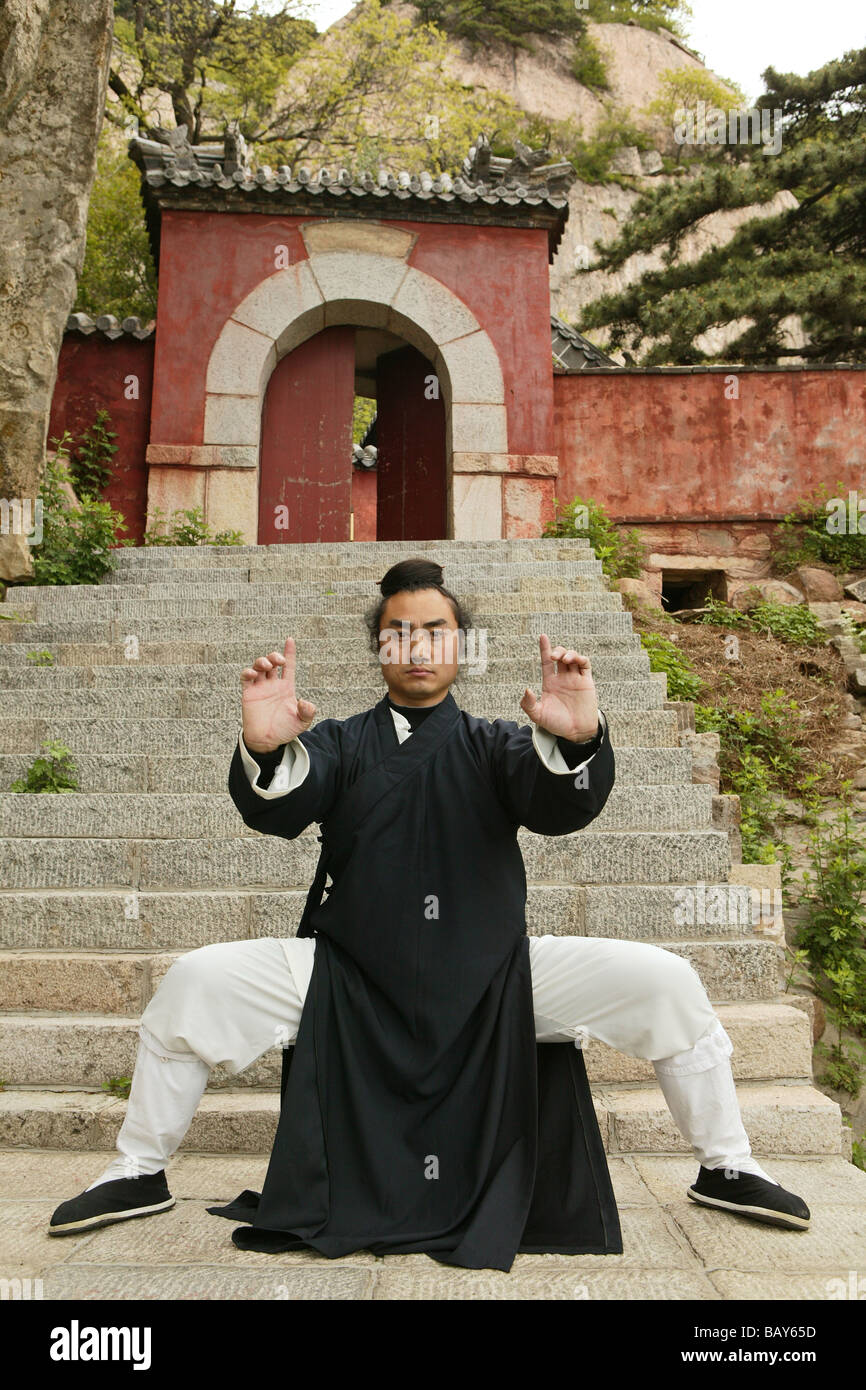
[378,588,460,706]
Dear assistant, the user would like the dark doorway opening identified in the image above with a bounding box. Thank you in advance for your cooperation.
[661,570,727,612]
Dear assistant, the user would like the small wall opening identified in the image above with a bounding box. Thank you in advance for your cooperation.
[661,570,727,612]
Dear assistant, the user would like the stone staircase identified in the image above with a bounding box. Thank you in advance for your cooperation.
[1,537,863,1298]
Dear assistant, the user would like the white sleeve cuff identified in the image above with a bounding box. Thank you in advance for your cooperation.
[531,711,607,776]
[237,729,311,798]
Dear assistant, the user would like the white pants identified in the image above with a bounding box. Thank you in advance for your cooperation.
[89,935,776,1188]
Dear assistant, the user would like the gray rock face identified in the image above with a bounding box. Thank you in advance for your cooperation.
[0,0,113,583]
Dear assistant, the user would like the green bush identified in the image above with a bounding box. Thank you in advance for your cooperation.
[68,409,118,500]
[26,439,129,587]
[25,650,55,666]
[9,740,79,793]
[699,597,827,647]
[543,495,646,581]
[571,32,609,92]
[695,691,812,869]
[639,631,703,701]
[771,481,866,575]
[143,505,245,547]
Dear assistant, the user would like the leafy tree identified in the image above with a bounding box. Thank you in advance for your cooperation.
[586,1,691,38]
[109,0,317,143]
[408,0,585,49]
[642,65,746,158]
[579,47,866,364]
[108,0,521,171]
[75,126,158,321]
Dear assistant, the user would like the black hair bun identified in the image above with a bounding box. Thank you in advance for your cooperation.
[378,557,444,596]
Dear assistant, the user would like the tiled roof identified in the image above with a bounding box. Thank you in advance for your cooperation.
[551,314,618,371]
[128,127,574,262]
[65,312,154,340]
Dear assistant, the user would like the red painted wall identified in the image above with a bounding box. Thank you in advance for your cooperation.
[148,211,554,455]
[48,334,154,545]
[352,468,377,541]
[553,369,866,520]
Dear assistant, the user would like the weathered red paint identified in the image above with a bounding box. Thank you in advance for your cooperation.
[405,222,555,455]
[375,345,446,540]
[351,467,377,541]
[150,214,308,445]
[553,370,866,521]
[258,326,355,543]
[48,334,154,545]
[147,211,553,459]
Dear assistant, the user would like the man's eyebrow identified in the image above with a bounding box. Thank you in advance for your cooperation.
[386,618,450,629]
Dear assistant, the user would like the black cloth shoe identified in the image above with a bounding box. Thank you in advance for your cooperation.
[48,1170,175,1236]
[687,1165,810,1230]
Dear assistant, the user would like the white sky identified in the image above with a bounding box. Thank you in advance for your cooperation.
[294,0,865,105]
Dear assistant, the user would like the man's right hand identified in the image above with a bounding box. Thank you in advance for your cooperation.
[239,637,317,753]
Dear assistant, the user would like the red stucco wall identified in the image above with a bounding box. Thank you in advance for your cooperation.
[148,212,554,455]
[48,334,154,545]
[553,369,866,521]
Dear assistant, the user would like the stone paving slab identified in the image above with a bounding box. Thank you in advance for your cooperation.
[42,1265,377,1299]
[1,1150,863,1300]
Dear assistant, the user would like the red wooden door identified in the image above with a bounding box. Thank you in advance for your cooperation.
[258,326,355,543]
[376,345,447,541]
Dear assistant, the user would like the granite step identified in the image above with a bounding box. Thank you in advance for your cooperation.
[0,743,692,793]
[0,1082,844,1157]
[0,654,654,688]
[0,680,668,721]
[0,998,802,1088]
[0,786,715,837]
[8,559,608,595]
[0,610,639,645]
[0,829,732,888]
[0,937,783,1016]
[0,709,683,752]
[0,632,647,665]
[0,881,772,951]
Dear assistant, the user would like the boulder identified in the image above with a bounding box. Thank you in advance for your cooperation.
[728,579,804,610]
[615,577,663,607]
[843,577,866,603]
[0,0,113,583]
[785,566,844,602]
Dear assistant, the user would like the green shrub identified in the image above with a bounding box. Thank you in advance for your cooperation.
[695,691,811,869]
[571,32,609,92]
[639,631,703,701]
[27,438,129,587]
[25,650,55,666]
[9,740,79,793]
[700,597,826,647]
[795,784,866,1095]
[69,409,118,500]
[143,505,245,547]
[543,495,646,581]
[771,481,866,575]
[102,1077,132,1099]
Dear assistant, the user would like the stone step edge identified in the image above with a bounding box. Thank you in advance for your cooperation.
[0,1083,844,1158]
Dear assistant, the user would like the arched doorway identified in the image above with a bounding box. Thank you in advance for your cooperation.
[202,246,507,545]
[257,322,447,544]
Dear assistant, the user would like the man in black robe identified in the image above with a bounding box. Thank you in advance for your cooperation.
[48,558,810,1269]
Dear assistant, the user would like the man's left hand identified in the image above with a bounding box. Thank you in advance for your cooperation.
[519,634,599,742]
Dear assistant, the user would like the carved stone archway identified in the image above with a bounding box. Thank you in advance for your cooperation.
[195,224,509,542]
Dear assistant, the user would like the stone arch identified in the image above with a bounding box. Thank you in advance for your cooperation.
[202,241,508,539]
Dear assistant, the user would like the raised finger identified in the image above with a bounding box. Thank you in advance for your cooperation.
[538,633,557,679]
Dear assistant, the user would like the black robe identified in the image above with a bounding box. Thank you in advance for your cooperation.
[209,689,622,1271]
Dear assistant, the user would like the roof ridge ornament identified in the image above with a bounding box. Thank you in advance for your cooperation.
[462,133,576,196]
